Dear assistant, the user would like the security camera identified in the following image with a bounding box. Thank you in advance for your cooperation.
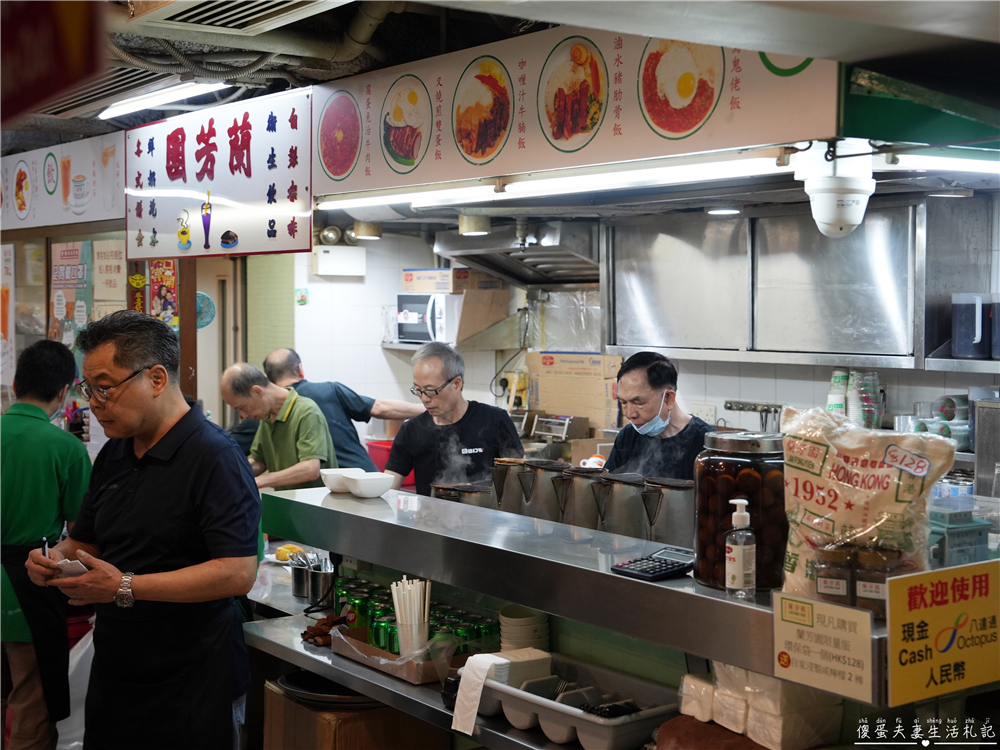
[793,139,876,238]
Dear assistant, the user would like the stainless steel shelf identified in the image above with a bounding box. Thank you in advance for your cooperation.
[924,357,1000,374]
[606,345,917,370]
[244,616,564,750]
[261,488,888,679]
[953,451,975,464]
[381,342,425,351]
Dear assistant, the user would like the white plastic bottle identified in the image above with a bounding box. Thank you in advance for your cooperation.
[725,498,756,600]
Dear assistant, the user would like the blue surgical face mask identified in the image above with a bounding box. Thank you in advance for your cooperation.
[631,389,671,436]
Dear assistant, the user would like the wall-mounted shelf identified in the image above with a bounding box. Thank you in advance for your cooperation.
[924,343,1000,374]
[382,342,425,351]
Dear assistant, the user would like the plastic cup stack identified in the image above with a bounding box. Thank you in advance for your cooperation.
[857,371,881,428]
[499,604,549,652]
[845,370,864,426]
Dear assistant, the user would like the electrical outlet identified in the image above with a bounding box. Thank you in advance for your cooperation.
[341,556,358,570]
[689,402,717,424]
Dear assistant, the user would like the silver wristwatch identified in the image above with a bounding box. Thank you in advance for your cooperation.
[115,572,134,608]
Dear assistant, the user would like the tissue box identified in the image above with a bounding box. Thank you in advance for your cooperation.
[679,674,714,722]
[746,705,844,750]
[746,671,842,714]
[712,660,749,697]
[330,627,477,685]
[713,689,748,734]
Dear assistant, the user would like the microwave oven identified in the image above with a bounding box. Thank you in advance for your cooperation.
[397,293,464,344]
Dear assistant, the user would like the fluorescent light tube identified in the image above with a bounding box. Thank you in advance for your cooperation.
[319,184,497,211]
[889,154,1000,175]
[99,82,231,120]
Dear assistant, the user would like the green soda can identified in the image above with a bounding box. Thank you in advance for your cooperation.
[372,615,396,651]
[387,622,399,655]
[462,613,484,623]
[335,585,355,608]
[440,617,461,628]
[430,605,454,616]
[477,618,501,652]
[345,593,370,632]
[367,603,392,625]
[334,577,354,588]
[449,609,469,619]
[452,622,479,654]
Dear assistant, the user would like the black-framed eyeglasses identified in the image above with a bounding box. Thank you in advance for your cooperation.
[410,376,457,399]
[75,366,150,404]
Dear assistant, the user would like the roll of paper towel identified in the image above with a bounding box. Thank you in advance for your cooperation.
[712,660,749,696]
[746,671,842,714]
[746,705,844,750]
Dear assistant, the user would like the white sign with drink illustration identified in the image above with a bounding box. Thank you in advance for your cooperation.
[0,132,125,228]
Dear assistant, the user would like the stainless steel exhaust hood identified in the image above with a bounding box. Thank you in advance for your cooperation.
[433,221,599,287]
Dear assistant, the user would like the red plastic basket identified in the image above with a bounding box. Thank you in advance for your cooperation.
[367,440,415,488]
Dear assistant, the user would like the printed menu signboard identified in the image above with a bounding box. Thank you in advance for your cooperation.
[312,26,837,196]
[0,133,125,229]
[887,561,999,707]
[48,241,93,374]
[126,88,312,260]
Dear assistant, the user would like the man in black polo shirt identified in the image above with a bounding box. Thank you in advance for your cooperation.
[385,342,523,495]
[25,311,260,749]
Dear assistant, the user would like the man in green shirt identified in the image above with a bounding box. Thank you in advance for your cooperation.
[221,363,337,491]
[2,340,91,750]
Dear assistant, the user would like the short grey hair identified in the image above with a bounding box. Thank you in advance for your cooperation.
[411,342,465,381]
[226,363,269,397]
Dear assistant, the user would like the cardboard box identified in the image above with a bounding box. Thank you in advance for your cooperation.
[571,437,617,467]
[529,375,617,411]
[456,289,509,343]
[329,627,473,685]
[401,268,502,294]
[525,351,622,379]
[263,680,449,750]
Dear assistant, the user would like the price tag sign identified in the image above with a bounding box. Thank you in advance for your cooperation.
[772,592,875,703]
[887,560,1000,707]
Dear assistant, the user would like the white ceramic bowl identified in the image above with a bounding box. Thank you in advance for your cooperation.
[499,604,548,626]
[343,472,395,498]
[321,468,366,493]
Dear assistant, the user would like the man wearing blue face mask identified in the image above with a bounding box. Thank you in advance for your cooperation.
[603,352,715,480]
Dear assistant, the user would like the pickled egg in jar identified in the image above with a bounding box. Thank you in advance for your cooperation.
[693,432,787,590]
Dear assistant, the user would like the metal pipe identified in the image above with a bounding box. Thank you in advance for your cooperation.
[105,1,407,63]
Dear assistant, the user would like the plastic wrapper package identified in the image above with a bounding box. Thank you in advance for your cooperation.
[780,407,955,599]
[712,688,748,735]
[745,671,842,714]
[745,704,844,750]
[711,660,749,697]
[678,674,714,722]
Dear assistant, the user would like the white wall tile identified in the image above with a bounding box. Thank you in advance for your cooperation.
[364,240,401,269]
[775,364,820,408]
[739,363,777,403]
[674,360,706,403]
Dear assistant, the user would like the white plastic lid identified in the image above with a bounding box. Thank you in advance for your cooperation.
[730,498,750,528]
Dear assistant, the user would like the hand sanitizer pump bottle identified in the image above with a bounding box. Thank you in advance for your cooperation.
[725,498,756,600]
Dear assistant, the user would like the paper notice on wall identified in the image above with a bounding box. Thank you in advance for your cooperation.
[48,241,92,374]
[1,243,15,386]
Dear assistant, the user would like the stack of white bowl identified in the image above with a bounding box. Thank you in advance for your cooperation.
[499,604,549,652]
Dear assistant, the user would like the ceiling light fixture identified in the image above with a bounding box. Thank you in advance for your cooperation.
[317,183,497,211]
[99,82,231,120]
[353,220,382,240]
[458,214,491,236]
[925,188,974,198]
[705,206,741,215]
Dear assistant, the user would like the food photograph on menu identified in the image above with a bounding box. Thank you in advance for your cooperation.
[453,55,513,164]
[317,90,363,180]
[538,36,608,152]
[639,39,725,138]
[381,74,432,173]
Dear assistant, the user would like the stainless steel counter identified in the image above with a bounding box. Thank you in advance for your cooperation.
[244,615,566,750]
[260,488,890,679]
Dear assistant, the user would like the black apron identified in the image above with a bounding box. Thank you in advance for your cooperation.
[83,600,241,750]
[0,545,71,722]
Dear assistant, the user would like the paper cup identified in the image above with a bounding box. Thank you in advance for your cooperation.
[826,393,846,415]
[829,369,849,394]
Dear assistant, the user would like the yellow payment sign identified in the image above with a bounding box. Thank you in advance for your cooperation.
[887,560,999,707]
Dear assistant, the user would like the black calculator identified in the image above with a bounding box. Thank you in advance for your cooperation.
[611,546,694,581]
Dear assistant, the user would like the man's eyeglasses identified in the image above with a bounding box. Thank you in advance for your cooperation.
[410,376,457,399]
[75,366,150,404]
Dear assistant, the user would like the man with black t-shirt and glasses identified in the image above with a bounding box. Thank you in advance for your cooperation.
[385,342,523,495]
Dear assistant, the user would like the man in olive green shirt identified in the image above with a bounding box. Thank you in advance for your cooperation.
[2,340,91,749]
[221,363,337,491]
